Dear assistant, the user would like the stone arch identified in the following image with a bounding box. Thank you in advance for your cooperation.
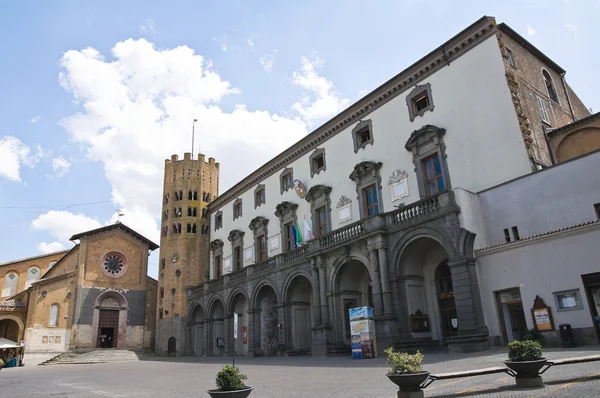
[252,281,280,356]
[189,303,205,356]
[167,336,177,357]
[25,266,41,289]
[456,228,476,259]
[283,273,313,353]
[250,278,280,308]
[281,269,314,301]
[390,226,457,276]
[2,270,19,298]
[207,296,225,356]
[91,290,128,349]
[327,248,375,293]
[226,288,250,315]
[0,315,24,343]
[227,288,250,356]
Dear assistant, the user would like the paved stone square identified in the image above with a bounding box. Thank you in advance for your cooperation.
[1,347,600,397]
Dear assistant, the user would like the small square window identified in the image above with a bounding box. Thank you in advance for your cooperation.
[413,93,430,113]
[594,203,600,219]
[215,213,223,230]
[310,148,327,177]
[255,188,265,207]
[233,202,242,220]
[357,129,371,146]
[282,172,293,192]
[506,48,516,68]
[503,228,510,243]
[313,155,324,171]
[553,289,583,312]
[351,120,374,153]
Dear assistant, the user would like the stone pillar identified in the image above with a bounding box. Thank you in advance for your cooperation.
[378,248,393,315]
[276,304,286,355]
[246,309,256,356]
[223,316,230,355]
[318,266,329,325]
[204,320,211,356]
[446,257,489,352]
[369,249,384,316]
[311,266,322,327]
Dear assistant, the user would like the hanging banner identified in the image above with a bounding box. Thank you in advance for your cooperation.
[233,313,238,339]
[242,327,248,344]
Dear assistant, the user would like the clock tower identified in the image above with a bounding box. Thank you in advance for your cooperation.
[156,152,219,356]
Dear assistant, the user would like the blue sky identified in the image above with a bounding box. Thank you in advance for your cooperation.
[1,0,598,278]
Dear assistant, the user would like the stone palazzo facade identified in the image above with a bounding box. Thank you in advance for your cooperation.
[188,191,489,356]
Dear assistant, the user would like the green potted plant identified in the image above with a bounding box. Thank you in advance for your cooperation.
[207,365,253,398]
[523,328,542,345]
[0,358,5,371]
[384,348,429,394]
[504,340,547,388]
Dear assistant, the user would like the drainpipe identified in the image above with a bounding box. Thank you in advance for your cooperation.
[561,73,576,122]
[542,125,556,165]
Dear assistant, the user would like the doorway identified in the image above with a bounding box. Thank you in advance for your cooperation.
[582,273,600,343]
[97,309,119,348]
[496,288,528,343]
[436,261,458,340]
[167,337,177,357]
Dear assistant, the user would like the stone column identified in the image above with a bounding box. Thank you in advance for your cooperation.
[318,266,330,325]
[378,248,393,315]
[446,257,489,353]
[311,266,322,327]
[276,304,286,355]
[223,316,230,355]
[246,309,255,356]
[204,320,211,356]
[369,249,384,316]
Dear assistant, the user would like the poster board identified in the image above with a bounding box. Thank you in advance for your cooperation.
[530,295,554,332]
[349,306,377,359]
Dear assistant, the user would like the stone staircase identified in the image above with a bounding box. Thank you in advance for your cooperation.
[40,349,151,365]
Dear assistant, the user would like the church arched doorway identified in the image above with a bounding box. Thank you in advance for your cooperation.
[167,337,176,357]
[0,318,20,343]
[92,291,128,349]
[436,261,458,339]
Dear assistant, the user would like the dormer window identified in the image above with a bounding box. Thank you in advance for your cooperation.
[233,199,243,220]
[309,148,327,177]
[406,83,434,122]
[351,120,374,153]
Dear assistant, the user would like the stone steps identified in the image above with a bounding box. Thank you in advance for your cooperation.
[40,349,150,365]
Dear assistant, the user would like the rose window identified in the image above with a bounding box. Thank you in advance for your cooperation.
[101,252,128,278]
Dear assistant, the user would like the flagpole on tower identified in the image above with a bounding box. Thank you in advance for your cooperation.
[191,119,198,159]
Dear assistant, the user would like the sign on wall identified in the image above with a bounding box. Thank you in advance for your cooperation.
[530,295,554,332]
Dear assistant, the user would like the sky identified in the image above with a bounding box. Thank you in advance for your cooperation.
[1,0,598,279]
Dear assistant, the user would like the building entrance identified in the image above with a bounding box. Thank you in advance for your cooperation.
[496,288,527,343]
[582,273,600,343]
[97,309,119,348]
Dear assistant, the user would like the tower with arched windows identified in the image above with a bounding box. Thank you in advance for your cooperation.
[156,152,219,356]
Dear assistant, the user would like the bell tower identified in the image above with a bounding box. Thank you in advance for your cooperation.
[155,152,219,356]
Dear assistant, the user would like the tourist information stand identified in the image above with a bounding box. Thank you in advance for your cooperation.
[349,306,377,359]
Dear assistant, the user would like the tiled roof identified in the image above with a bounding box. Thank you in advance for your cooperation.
[547,112,600,136]
[0,299,27,311]
[476,220,600,253]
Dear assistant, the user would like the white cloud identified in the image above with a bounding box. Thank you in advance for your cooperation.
[291,54,350,126]
[527,25,537,36]
[564,23,576,31]
[54,38,309,257]
[48,156,72,178]
[0,136,44,182]
[259,51,276,72]
[32,210,102,242]
[38,241,66,254]
[29,115,42,123]
[140,18,155,34]
[247,39,254,48]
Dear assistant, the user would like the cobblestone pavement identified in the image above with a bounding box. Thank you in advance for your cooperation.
[1,346,599,397]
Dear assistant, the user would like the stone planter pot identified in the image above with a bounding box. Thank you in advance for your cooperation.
[0,364,5,371]
[504,359,547,388]
[386,372,430,392]
[207,387,253,398]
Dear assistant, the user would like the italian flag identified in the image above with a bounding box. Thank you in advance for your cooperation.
[293,222,303,247]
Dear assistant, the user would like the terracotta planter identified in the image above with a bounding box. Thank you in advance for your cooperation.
[207,387,253,398]
[504,358,547,378]
[386,372,430,392]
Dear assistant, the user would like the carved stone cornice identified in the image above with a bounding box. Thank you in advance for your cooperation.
[336,195,351,208]
[349,161,383,182]
[248,216,269,231]
[388,170,408,185]
[274,201,298,220]
[209,239,224,251]
[227,230,245,242]
[305,185,332,203]
[404,125,446,152]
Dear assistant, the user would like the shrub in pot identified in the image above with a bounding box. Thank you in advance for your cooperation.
[504,340,547,388]
[0,359,4,371]
[207,365,253,398]
[523,328,542,345]
[384,348,430,393]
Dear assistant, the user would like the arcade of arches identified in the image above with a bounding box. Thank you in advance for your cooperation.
[188,228,490,356]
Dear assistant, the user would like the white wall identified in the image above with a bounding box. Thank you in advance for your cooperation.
[477,224,600,339]
[210,36,531,276]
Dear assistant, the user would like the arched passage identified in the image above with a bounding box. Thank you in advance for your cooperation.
[208,299,225,356]
[228,291,249,356]
[167,337,177,357]
[396,236,452,344]
[189,304,205,356]
[253,284,279,356]
[332,259,374,346]
[285,274,313,353]
[0,318,21,343]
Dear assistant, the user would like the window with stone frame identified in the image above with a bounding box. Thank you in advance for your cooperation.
[228,229,245,272]
[214,210,223,231]
[233,198,243,220]
[309,148,327,177]
[506,47,516,68]
[404,125,451,198]
[210,239,224,278]
[406,83,434,122]
[248,216,269,262]
[536,95,550,124]
[254,184,266,208]
[349,161,383,219]
[351,119,374,153]
[305,184,332,238]
[49,303,59,327]
[280,167,294,194]
[275,201,298,252]
[542,69,559,103]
